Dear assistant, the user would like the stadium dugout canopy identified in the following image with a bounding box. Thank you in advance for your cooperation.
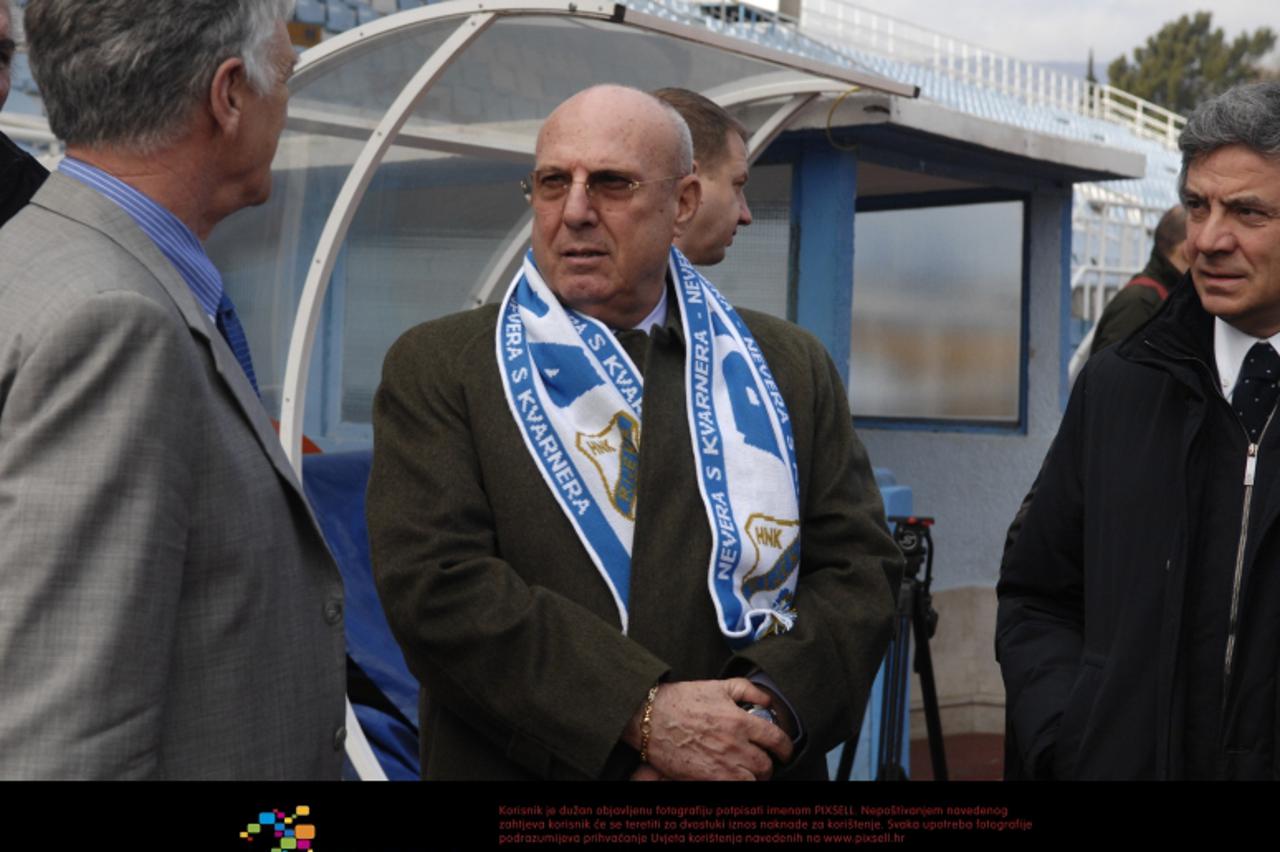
[206,0,1142,475]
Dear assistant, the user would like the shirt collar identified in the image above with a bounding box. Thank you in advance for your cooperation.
[1213,316,1280,398]
[58,157,224,318]
[629,284,669,334]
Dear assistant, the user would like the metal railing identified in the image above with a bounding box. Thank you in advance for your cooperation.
[1070,200,1166,323]
[695,0,798,27]
[793,0,1186,149]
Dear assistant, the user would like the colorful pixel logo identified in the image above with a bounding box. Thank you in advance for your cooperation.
[240,806,316,852]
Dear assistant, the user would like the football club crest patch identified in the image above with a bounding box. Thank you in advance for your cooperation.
[576,412,642,520]
[742,513,801,598]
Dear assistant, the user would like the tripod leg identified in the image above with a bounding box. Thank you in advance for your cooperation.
[875,607,912,780]
[911,602,948,781]
[840,621,904,780]
[877,648,910,779]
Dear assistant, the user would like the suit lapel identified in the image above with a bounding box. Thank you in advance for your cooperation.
[33,173,312,505]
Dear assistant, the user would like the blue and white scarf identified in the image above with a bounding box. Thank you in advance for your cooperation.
[496,247,800,647]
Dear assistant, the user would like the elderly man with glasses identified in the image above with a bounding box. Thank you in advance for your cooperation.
[367,85,900,781]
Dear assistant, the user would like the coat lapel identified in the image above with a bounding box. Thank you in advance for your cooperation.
[32,173,312,505]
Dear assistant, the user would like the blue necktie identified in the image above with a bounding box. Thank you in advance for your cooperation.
[215,291,260,396]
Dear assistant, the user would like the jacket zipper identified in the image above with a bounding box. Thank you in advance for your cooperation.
[1138,337,1276,715]
[1222,407,1277,714]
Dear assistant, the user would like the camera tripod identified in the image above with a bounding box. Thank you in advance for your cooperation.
[834,515,947,781]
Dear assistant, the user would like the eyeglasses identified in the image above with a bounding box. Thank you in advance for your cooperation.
[521,169,685,207]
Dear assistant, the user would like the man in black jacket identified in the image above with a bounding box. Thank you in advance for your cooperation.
[0,0,48,226]
[998,80,1280,779]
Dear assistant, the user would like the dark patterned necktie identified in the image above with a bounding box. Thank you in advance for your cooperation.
[1231,341,1280,443]
[615,328,650,374]
[215,291,260,396]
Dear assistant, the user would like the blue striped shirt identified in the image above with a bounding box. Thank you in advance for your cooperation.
[58,157,223,318]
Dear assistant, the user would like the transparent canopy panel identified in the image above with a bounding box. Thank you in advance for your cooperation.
[207,4,912,452]
[209,128,367,422]
[290,20,460,129]
[412,16,791,121]
[707,163,792,319]
[337,150,530,436]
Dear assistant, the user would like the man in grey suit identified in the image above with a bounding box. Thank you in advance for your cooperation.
[0,0,346,778]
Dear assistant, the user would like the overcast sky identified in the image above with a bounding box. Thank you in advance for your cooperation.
[839,1,1277,68]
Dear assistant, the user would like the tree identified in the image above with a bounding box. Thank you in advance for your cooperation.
[1107,11,1276,114]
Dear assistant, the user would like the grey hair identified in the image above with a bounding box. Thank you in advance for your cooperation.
[26,0,295,151]
[654,97,694,176]
[1178,80,1280,193]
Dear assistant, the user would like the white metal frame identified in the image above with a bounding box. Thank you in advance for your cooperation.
[280,11,499,479]
[743,93,821,157]
[279,0,916,481]
[282,10,503,784]
[286,106,535,161]
[468,211,534,309]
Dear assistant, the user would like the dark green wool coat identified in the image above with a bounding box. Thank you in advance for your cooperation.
[367,299,902,780]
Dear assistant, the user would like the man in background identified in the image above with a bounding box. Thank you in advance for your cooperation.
[1089,204,1189,355]
[0,0,345,778]
[654,87,752,266]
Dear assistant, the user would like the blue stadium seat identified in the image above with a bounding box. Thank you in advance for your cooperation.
[295,0,326,25]
[326,0,357,32]
[824,468,913,780]
[303,450,421,780]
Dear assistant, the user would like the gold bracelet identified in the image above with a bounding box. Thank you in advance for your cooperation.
[639,684,660,763]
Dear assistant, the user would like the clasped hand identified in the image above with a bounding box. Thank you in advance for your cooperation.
[624,678,793,781]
